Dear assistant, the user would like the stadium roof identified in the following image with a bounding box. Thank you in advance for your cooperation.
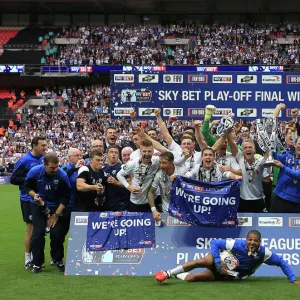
[0,0,299,14]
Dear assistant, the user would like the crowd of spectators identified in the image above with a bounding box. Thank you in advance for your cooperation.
[50,23,300,66]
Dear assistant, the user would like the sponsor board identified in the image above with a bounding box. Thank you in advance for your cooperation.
[286,75,300,84]
[262,75,282,84]
[138,74,159,83]
[238,217,253,227]
[262,109,282,118]
[138,108,156,117]
[163,74,183,83]
[286,109,300,118]
[248,66,283,72]
[237,75,257,84]
[237,108,257,117]
[196,66,218,72]
[258,217,283,227]
[166,216,190,226]
[163,108,184,117]
[82,246,145,264]
[212,75,232,83]
[188,108,232,117]
[120,89,152,102]
[188,74,208,83]
[114,74,135,83]
[75,216,89,225]
[113,107,134,116]
[289,217,300,227]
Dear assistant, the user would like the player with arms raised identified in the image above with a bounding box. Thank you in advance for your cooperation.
[154,230,300,285]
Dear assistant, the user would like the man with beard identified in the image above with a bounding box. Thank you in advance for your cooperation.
[102,146,130,211]
[117,140,160,212]
[154,230,300,285]
[130,131,160,161]
[271,136,300,213]
[185,147,242,182]
[148,152,187,221]
[227,131,271,213]
[135,126,202,172]
[74,150,107,212]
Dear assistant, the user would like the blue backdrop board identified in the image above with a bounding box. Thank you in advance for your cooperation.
[109,71,300,120]
[0,176,10,184]
[66,213,300,277]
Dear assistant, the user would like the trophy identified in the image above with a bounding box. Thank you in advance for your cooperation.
[216,114,235,137]
[257,117,277,167]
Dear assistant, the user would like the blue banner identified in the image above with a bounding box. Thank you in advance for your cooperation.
[66,213,300,277]
[169,176,240,228]
[86,212,155,251]
[41,65,284,74]
[110,71,300,120]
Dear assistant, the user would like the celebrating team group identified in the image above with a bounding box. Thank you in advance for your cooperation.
[10,103,300,275]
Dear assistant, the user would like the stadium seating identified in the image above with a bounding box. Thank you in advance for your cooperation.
[0,29,19,48]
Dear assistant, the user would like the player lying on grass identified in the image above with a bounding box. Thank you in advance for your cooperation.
[154,230,300,285]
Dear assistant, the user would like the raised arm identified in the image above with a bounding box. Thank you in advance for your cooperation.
[194,120,208,150]
[227,129,238,157]
[155,108,173,147]
[135,126,168,153]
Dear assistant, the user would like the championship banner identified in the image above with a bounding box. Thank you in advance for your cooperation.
[66,213,300,277]
[110,71,300,120]
[86,212,155,251]
[169,176,241,228]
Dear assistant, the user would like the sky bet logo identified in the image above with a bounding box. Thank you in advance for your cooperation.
[188,74,208,83]
[212,75,232,83]
[114,74,134,83]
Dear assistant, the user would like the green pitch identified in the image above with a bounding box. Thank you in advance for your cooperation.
[0,185,299,300]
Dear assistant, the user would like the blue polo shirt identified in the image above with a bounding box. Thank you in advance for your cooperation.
[10,151,44,202]
[25,165,70,207]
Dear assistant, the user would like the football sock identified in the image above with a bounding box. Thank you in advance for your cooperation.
[168,265,184,277]
[176,272,189,281]
[25,252,31,264]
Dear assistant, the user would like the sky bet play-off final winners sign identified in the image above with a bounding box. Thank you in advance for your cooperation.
[110,71,300,120]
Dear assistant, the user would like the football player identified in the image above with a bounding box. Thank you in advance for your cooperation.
[154,230,300,285]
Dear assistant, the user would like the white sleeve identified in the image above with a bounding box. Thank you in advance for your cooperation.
[116,161,135,189]
[229,156,241,171]
[185,163,200,179]
[169,140,182,152]
[263,248,273,262]
[130,149,139,161]
[225,239,235,250]
[235,149,243,160]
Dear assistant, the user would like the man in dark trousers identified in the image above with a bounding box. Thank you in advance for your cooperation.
[24,152,71,274]
[10,136,47,269]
